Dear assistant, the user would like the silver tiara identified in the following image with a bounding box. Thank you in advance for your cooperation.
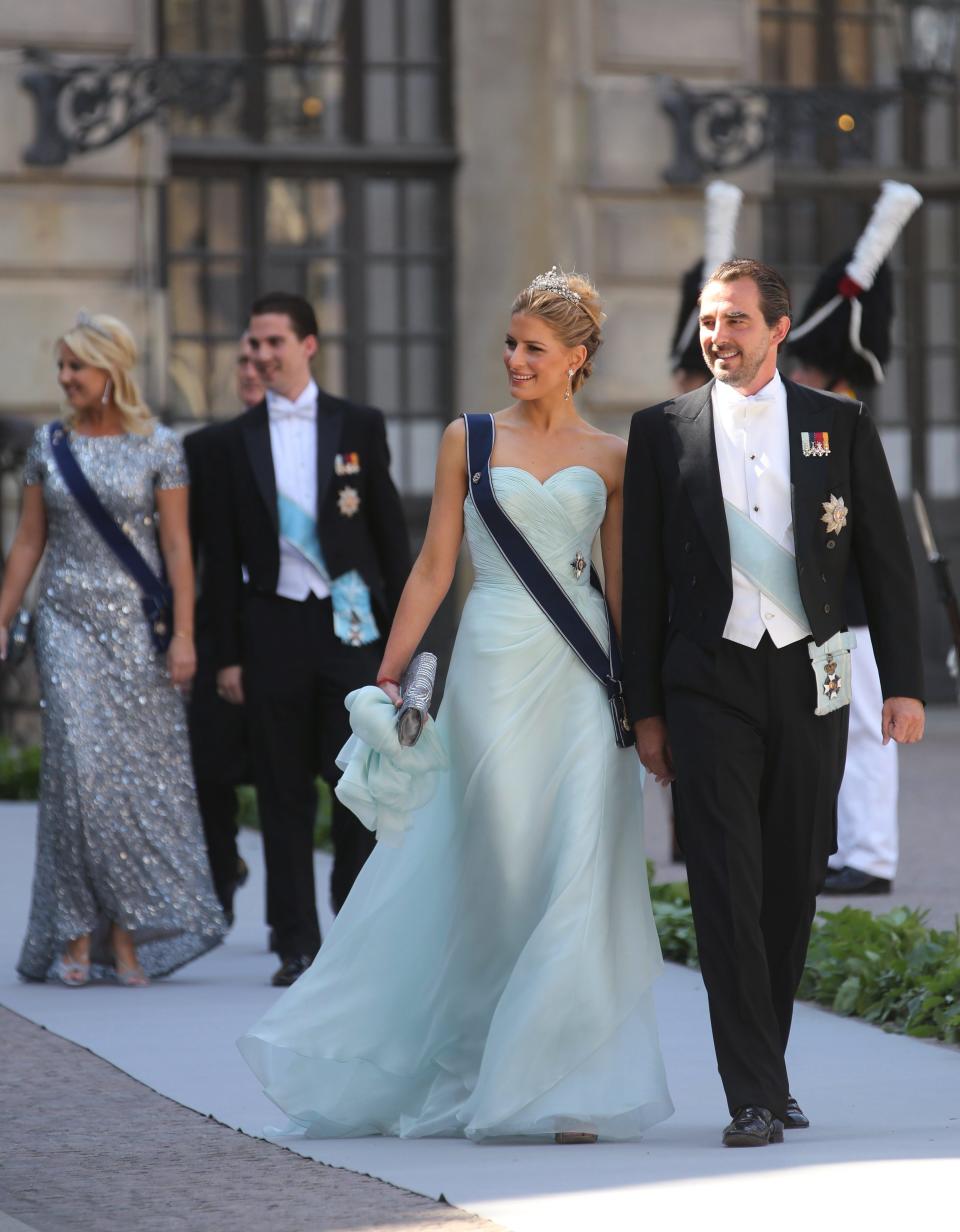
[526,265,582,304]
[74,308,113,340]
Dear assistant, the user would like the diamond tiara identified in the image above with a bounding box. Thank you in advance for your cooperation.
[74,309,114,341]
[525,265,582,304]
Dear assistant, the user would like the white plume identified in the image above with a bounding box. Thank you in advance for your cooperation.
[703,181,744,278]
[846,180,923,290]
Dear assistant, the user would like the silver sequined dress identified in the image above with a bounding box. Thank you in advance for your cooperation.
[16,424,226,982]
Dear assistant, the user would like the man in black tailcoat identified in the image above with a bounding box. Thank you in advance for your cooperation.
[622,259,925,1146]
[184,333,264,926]
[207,292,411,987]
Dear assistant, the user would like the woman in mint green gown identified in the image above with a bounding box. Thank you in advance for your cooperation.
[239,269,673,1142]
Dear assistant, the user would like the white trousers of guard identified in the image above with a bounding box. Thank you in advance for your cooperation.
[829,625,899,880]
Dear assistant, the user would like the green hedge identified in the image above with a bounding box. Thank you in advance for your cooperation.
[0,739,41,800]
[650,873,960,1046]
[237,779,333,852]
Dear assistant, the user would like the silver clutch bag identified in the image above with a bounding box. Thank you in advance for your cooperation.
[397,652,438,747]
[5,608,32,668]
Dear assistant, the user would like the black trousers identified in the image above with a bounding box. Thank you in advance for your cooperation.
[665,632,847,1119]
[243,592,378,960]
[188,633,248,916]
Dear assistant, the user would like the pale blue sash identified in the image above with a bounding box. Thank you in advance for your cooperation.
[723,499,811,632]
[723,499,855,714]
[277,493,380,647]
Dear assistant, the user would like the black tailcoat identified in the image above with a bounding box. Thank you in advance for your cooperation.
[208,389,410,669]
[622,377,924,722]
[204,389,412,956]
[621,376,924,1119]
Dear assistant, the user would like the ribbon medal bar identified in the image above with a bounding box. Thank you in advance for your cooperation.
[801,431,831,458]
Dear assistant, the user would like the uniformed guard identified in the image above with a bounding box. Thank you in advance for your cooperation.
[788,179,923,896]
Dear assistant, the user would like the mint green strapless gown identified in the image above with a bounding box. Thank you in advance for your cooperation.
[239,466,673,1140]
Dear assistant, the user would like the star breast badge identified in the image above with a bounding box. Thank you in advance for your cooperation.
[820,493,848,536]
[337,485,361,518]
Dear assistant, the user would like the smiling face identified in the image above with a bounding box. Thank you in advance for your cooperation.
[56,342,111,416]
[247,312,317,400]
[699,277,790,394]
[503,313,585,402]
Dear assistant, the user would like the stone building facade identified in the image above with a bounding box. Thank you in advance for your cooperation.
[0,0,956,703]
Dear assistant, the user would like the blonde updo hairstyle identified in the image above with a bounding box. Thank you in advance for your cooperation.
[511,269,605,392]
[57,312,154,435]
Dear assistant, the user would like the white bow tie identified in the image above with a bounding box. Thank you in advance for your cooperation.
[269,403,315,423]
[730,395,774,415]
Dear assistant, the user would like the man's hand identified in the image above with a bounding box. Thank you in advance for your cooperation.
[881,697,924,745]
[634,715,675,784]
[217,665,245,706]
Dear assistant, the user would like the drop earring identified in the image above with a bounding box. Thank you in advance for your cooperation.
[563,369,574,401]
[101,378,112,406]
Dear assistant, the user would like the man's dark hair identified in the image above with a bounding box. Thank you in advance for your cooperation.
[250,292,318,340]
[700,258,792,327]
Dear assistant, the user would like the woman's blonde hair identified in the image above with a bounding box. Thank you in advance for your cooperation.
[511,269,606,392]
[57,312,154,435]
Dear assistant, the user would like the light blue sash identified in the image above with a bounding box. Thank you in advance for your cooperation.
[723,499,810,632]
[277,493,380,647]
[723,499,855,714]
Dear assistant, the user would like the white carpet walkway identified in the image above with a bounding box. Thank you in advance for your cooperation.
[1,803,956,1231]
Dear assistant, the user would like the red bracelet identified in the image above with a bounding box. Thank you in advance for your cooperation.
[377,676,400,688]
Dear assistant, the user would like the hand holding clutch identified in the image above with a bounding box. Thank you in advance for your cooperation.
[397,652,438,747]
[336,685,448,846]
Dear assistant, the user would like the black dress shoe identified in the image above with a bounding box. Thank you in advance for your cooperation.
[271,955,312,987]
[722,1106,784,1147]
[822,866,892,895]
[783,1095,809,1129]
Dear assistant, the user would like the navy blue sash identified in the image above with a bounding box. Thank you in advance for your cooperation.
[463,412,633,749]
[48,422,173,654]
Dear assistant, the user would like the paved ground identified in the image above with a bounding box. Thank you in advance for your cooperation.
[0,1006,505,1232]
[645,703,960,928]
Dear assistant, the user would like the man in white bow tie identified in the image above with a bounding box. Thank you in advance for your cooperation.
[207,293,411,986]
[623,259,924,1147]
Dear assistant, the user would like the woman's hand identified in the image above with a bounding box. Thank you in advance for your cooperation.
[378,677,402,708]
[167,634,197,689]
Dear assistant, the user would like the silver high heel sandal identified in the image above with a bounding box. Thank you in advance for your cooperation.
[54,956,90,987]
[114,961,149,988]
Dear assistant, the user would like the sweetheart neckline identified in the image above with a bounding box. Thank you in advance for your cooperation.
[489,464,607,491]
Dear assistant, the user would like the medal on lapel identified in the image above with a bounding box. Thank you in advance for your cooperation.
[802,431,831,457]
[821,493,848,536]
[335,452,361,476]
[338,485,361,518]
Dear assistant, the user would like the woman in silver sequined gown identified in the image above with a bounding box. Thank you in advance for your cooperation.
[0,312,225,985]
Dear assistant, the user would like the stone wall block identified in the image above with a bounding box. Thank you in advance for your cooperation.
[0,185,139,271]
[588,285,682,407]
[592,0,756,77]
[0,1,137,51]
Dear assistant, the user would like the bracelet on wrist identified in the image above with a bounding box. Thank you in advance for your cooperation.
[173,631,193,640]
[376,676,400,688]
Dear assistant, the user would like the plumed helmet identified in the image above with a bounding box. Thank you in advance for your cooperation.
[670,259,709,377]
[788,252,894,393]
